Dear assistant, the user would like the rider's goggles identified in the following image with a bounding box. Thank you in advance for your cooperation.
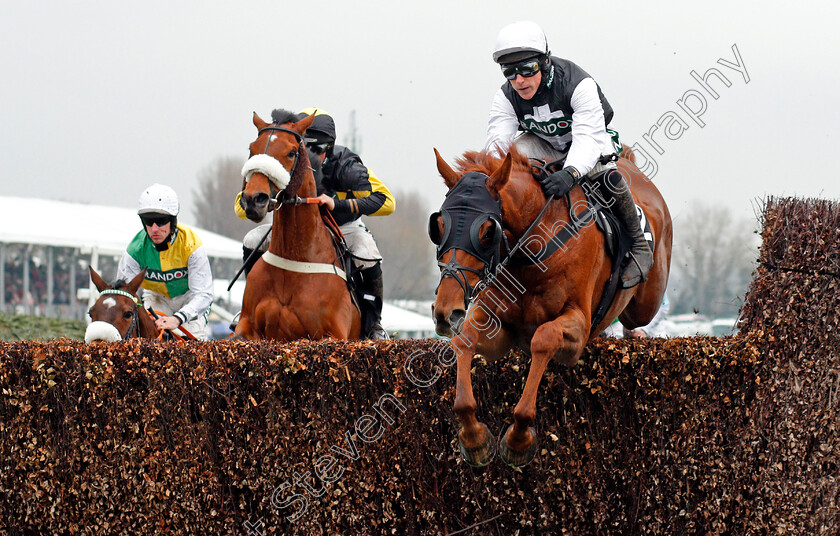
[307,142,329,156]
[140,214,172,227]
[501,58,542,80]
[305,136,330,156]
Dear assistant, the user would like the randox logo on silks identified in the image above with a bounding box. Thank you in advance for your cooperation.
[519,115,572,137]
[145,267,188,282]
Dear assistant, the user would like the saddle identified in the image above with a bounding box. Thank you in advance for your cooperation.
[321,211,381,338]
[526,159,654,334]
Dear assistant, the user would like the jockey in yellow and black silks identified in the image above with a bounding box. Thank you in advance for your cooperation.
[117,183,214,339]
[233,107,395,340]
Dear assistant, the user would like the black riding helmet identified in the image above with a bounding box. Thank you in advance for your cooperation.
[298,107,337,158]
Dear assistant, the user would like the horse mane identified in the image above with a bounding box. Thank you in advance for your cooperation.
[454,146,533,176]
[109,278,129,290]
[267,108,310,195]
[271,108,300,125]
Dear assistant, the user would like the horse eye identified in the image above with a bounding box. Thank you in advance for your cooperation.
[123,310,134,319]
[288,150,296,159]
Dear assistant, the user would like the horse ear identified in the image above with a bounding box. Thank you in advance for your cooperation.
[486,152,513,196]
[434,148,460,190]
[294,113,315,134]
[125,268,147,296]
[89,266,109,292]
[253,112,270,131]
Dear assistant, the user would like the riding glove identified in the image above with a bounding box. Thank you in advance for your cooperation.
[539,166,581,198]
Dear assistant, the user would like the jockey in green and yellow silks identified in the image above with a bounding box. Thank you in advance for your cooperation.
[117,183,214,339]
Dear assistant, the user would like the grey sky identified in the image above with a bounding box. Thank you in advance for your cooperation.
[2,0,838,231]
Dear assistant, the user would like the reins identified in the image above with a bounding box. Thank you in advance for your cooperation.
[469,192,559,301]
[434,156,568,309]
[146,308,197,341]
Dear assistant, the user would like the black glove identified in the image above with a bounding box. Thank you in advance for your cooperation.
[539,166,581,197]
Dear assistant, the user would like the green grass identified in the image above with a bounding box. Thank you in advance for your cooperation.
[0,312,86,341]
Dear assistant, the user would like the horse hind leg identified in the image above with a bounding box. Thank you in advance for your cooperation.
[500,308,587,467]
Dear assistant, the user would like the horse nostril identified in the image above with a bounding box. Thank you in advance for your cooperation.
[449,309,466,332]
[253,193,269,207]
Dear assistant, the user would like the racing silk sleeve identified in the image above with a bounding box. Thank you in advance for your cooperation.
[564,77,608,176]
[484,88,520,155]
[329,149,395,225]
[175,246,214,323]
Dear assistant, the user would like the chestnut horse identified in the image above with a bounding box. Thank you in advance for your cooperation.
[84,267,159,342]
[429,146,672,467]
[235,110,361,340]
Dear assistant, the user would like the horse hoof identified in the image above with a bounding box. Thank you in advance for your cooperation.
[499,424,538,467]
[458,423,496,467]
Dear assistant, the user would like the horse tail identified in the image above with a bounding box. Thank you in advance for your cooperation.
[620,144,637,165]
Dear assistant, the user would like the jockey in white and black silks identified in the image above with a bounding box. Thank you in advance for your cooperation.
[486,21,653,288]
[234,107,396,340]
[117,183,213,339]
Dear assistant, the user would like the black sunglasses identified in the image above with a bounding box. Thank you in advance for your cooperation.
[501,58,542,80]
[140,214,172,227]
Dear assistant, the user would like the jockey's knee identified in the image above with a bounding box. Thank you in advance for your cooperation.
[586,168,629,202]
[243,223,271,252]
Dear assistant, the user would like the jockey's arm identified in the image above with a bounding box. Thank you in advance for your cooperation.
[484,88,519,156]
[175,246,214,325]
[329,163,395,224]
[564,77,608,177]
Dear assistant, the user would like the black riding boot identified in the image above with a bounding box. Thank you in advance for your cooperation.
[242,246,265,276]
[359,263,388,340]
[600,169,654,288]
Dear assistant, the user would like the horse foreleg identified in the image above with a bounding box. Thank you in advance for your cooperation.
[500,307,587,467]
[452,320,511,468]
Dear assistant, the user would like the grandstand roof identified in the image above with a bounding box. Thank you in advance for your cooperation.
[0,196,242,259]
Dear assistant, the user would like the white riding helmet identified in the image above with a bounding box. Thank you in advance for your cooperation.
[492,21,550,64]
[138,183,180,216]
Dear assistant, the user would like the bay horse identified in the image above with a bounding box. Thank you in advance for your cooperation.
[84,267,159,342]
[429,145,672,467]
[235,110,361,340]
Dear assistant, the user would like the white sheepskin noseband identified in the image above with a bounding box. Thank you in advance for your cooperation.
[85,321,123,343]
[241,154,291,191]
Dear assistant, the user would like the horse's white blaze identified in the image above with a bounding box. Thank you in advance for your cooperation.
[102,297,117,308]
[269,135,277,142]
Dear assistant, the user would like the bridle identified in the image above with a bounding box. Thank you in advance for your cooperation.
[253,124,306,211]
[97,289,142,340]
[429,170,559,310]
[429,172,508,309]
[227,121,349,292]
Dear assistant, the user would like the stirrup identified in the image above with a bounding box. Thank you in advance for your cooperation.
[621,250,651,289]
[229,312,241,332]
[369,323,390,341]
